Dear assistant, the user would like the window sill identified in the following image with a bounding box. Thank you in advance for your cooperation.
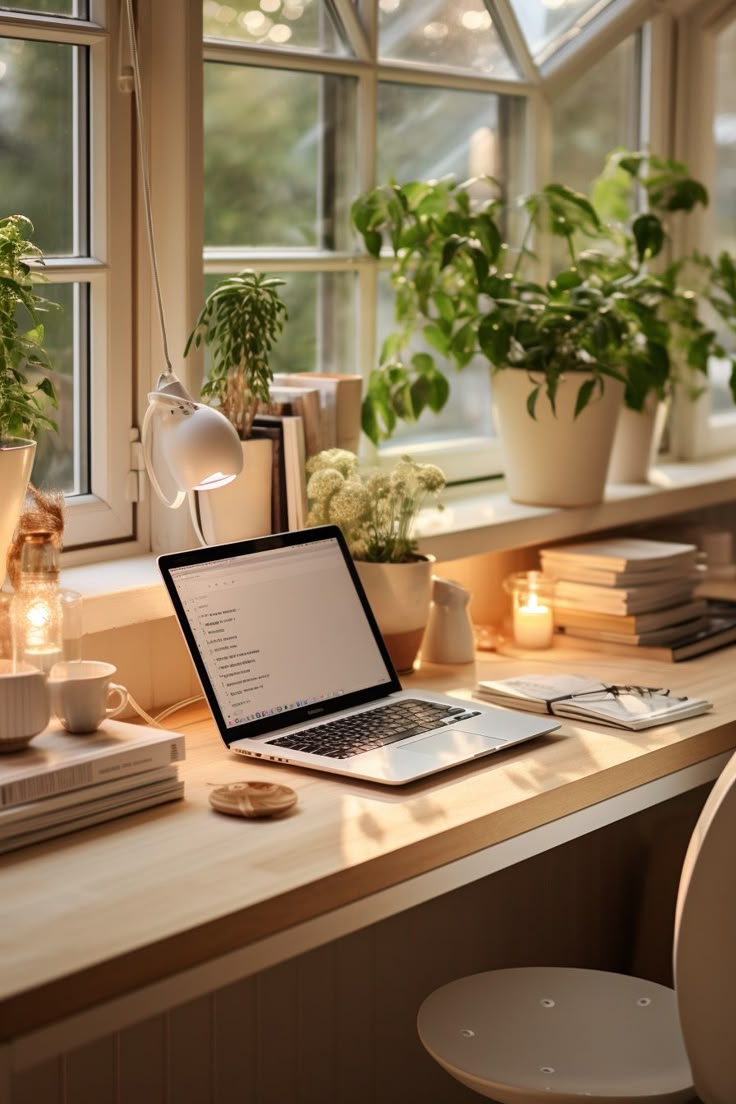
[67,454,736,635]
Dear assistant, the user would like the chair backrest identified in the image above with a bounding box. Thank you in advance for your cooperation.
[674,749,736,1104]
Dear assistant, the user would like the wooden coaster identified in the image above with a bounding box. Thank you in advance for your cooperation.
[209,781,298,819]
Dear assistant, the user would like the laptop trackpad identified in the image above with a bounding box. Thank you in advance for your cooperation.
[403,729,506,758]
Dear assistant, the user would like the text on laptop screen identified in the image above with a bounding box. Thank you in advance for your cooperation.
[168,537,393,728]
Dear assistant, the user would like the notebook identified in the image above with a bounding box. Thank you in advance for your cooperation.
[158,527,558,785]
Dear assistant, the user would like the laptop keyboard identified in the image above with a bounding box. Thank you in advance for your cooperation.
[267,699,481,759]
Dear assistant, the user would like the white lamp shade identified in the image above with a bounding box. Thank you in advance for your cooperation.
[157,401,243,493]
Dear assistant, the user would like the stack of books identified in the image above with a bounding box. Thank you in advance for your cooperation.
[541,538,736,660]
[0,718,185,854]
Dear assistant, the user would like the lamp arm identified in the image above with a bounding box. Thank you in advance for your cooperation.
[187,491,210,547]
[141,400,186,510]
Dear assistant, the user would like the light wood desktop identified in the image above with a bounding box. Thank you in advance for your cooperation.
[2,643,735,1100]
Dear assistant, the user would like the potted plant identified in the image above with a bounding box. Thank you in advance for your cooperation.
[184,270,287,542]
[588,150,735,482]
[0,215,57,583]
[305,448,445,672]
[352,176,649,507]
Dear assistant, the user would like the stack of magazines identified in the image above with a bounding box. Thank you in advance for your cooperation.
[0,719,185,854]
[540,538,736,660]
[476,674,712,731]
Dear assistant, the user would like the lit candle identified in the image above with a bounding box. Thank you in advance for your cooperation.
[513,590,554,649]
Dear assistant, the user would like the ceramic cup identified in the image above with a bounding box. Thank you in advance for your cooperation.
[48,660,128,734]
[0,659,50,751]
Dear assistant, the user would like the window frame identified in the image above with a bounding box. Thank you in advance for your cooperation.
[0,1,138,557]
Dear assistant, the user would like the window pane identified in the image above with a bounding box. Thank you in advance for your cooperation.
[31,282,88,497]
[377,82,524,193]
[711,18,736,415]
[0,2,87,15]
[510,0,617,62]
[378,0,517,79]
[204,64,357,250]
[0,38,83,255]
[203,270,357,377]
[203,0,348,54]
[550,33,640,194]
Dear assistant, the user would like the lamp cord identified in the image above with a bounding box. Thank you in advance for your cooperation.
[122,0,175,382]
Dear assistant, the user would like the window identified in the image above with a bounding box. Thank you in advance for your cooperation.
[0,1,134,549]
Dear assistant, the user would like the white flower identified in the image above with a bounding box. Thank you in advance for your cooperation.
[306,448,358,478]
[307,467,344,504]
[327,482,370,525]
[416,463,445,492]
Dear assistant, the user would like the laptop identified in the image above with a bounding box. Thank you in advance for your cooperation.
[158,527,559,785]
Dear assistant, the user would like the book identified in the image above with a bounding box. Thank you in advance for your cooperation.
[0,770,181,842]
[542,562,700,587]
[0,777,185,854]
[264,385,322,458]
[540,537,700,575]
[555,599,736,661]
[556,616,707,647]
[252,413,306,530]
[552,578,697,615]
[251,418,288,532]
[0,718,185,809]
[475,674,713,730]
[553,598,709,636]
[272,373,362,453]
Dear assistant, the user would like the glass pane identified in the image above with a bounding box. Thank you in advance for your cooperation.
[550,33,640,195]
[204,64,357,250]
[377,82,525,197]
[711,19,736,414]
[510,0,617,62]
[0,2,87,14]
[202,270,357,378]
[378,0,517,78]
[202,0,348,54]
[376,272,494,446]
[0,38,82,255]
[31,283,87,496]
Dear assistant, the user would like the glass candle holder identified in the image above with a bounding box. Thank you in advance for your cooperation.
[504,571,555,649]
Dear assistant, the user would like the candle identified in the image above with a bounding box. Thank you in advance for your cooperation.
[513,590,554,649]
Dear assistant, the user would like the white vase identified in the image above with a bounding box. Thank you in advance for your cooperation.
[355,556,435,674]
[0,438,36,586]
[492,370,623,507]
[191,438,273,545]
[607,395,668,484]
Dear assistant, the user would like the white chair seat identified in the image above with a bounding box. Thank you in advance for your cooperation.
[417,966,696,1104]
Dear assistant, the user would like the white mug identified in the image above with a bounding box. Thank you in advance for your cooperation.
[0,659,50,751]
[48,660,128,734]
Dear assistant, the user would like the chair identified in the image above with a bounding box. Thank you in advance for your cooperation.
[417,751,736,1104]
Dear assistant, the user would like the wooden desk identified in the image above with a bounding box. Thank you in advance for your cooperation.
[2,646,735,1101]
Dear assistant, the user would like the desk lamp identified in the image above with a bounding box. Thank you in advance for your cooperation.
[123,0,242,510]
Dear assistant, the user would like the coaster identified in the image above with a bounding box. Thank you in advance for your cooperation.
[209,781,298,819]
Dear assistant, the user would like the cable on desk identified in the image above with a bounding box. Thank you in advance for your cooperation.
[126,693,205,729]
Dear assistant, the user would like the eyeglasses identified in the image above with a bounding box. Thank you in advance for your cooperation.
[553,684,689,706]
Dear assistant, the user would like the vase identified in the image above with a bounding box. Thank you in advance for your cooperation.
[190,437,273,545]
[0,438,36,587]
[607,394,668,484]
[355,556,435,674]
[492,369,624,507]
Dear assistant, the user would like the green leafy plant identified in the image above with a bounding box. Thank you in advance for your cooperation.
[589,150,736,411]
[0,214,58,440]
[351,176,657,444]
[184,270,288,438]
[305,448,445,563]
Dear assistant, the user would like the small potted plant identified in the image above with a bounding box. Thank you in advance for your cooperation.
[305,448,445,671]
[587,150,735,482]
[184,270,287,542]
[352,175,649,507]
[0,215,57,583]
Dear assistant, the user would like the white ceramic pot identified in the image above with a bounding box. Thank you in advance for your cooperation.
[355,556,435,674]
[191,437,273,545]
[0,438,36,586]
[492,370,624,507]
[0,659,50,751]
[607,395,668,484]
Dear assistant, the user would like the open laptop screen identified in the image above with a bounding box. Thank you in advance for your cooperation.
[159,528,401,744]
